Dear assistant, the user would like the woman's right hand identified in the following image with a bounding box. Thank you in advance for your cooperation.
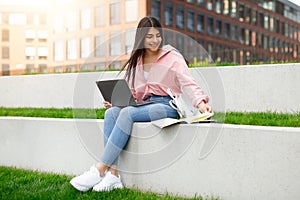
[103,101,112,109]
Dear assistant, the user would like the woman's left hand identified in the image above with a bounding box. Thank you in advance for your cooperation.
[198,101,212,113]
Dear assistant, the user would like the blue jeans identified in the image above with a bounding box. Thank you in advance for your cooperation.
[100,95,178,166]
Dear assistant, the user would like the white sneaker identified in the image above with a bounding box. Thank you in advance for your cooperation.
[92,171,124,192]
[70,166,103,192]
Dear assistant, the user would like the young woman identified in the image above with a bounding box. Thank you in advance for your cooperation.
[70,16,212,192]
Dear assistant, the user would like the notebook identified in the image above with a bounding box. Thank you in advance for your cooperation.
[96,79,155,107]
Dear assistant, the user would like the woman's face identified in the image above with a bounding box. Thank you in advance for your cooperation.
[143,27,162,53]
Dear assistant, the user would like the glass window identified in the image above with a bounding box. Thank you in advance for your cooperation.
[240,27,245,44]
[2,46,9,59]
[109,61,121,69]
[176,5,184,29]
[54,14,64,33]
[39,14,47,25]
[38,47,48,59]
[54,40,64,61]
[110,0,121,25]
[216,0,221,14]
[95,3,106,26]
[252,9,257,25]
[81,37,91,58]
[264,15,269,30]
[164,1,173,26]
[37,30,48,43]
[2,64,10,76]
[26,64,35,73]
[2,29,9,42]
[239,3,245,22]
[176,33,184,54]
[276,19,280,34]
[270,17,274,32]
[95,62,106,71]
[197,13,204,32]
[81,9,91,29]
[125,0,138,22]
[187,0,194,3]
[125,29,135,54]
[27,13,34,25]
[151,0,161,20]
[232,24,238,41]
[224,22,230,39]
[164,29,174,46]
[25,46,35,60]
[197,0,205,7]
[109,31,122,56]
[2,13,9,24]
[95,34,105,57]
[66,11,77,32]
[245,6,251,23]
[223,0,230,16]
[216,19,222,37]
[231,0,237,18]
[207,0,213,11]
[207,16,214,35]
[67,38,77,60]
[259,12,264,28]
[9,13,26,25]
[187,9,194,32]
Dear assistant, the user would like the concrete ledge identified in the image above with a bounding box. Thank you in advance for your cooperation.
[1,117,300,200]
[1,63,300,113]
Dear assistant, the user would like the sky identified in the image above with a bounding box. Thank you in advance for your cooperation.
[289,0,300,6]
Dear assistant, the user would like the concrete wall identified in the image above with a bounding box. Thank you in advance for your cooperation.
[1,117,300,200]
[0,63,299,113]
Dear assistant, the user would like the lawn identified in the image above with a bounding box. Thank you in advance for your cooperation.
[0,166,218,200]
[0,107,299,127]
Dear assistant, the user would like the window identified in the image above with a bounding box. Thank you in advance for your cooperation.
[39,14,47,25]
[38,64,47,73]
[109,31,121,56]
[231,0,237,18]
[164,29,174,46]
[95,34,105,57]
[54,40,64,61]
[81,37,91,58]
[9,13,26,25]
[2,46,9,59]
[216,20,222,37]
[164,1,173,26]
[224,22,230,39]
[259,12,264,28]
[207,16,214,35]
[25,47,35,60]
[252,9,257,25]
[27,13,34,25]
[240,27,245,44]
[270,17,274,32]
[232,24,238,41]
[38,47,48,60]
[216,0,221,14]
[176,33,184,54]
[187,9,194,32]
[95,62,106,71]
[151,0,161,20]
[37,30,48,42]
[2,29,9,42]
[110,0,121,25]
[239,3,245,22]
[54,14,64,33]
[66,65,76,72]
[245,6,251,23]
[95,4,106,26]
[81,9,91,29]
[207,0,213,10]
[196,0,205,7]
[276,19,280,34]
[223,0,230,16]
[26,64,35,73]
[125,29,135,54]
[264,15,269,30]
[176,5,184,29]
[125,0,138,22]
[109,61,121,69]
[67,38,77,60]
[2,64,10,76]
[2,13,9,24]
[66,11,77,31]
[197,13,204,32]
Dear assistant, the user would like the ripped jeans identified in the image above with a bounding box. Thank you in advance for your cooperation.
[100,95,178,166]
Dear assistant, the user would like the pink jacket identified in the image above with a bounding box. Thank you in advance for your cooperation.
[128,45,209,108]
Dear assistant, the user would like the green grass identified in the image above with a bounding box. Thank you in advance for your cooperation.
[0,166,218,200]
[0,107,299,127]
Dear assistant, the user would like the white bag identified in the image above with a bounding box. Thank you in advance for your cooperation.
[166,88,198,119]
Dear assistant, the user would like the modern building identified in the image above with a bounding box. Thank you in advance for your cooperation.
[1,0,300,76]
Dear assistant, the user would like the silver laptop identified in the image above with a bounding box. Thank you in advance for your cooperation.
[96,79,155,107]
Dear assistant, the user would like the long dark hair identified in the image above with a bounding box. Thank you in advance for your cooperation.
[121,16,164,87]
